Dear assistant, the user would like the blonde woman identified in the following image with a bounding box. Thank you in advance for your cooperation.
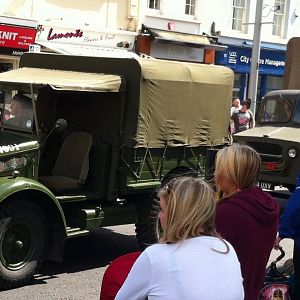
[115,177,244,300]
[214,144,279,300]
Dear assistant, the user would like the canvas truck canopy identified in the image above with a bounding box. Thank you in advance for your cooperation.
[133,58,234,148]
[11,53,232,148]
[0,67,122,93]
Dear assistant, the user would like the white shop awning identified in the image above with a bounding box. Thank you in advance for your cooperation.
[37,41,140,58]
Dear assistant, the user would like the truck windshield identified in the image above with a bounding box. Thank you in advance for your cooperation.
[0,91,34,131]
[257,97,294,124]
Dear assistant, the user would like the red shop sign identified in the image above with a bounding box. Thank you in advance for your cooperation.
[0,25,37,49]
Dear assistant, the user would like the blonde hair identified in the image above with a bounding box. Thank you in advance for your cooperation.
[215,143,261,190]
[157,177,218,243]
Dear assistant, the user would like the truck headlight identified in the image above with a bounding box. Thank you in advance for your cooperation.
[0,156,27,172]
[288,148,297,159]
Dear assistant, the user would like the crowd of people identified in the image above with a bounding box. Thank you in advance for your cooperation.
[230,97,255,134]
[99,142,300,300]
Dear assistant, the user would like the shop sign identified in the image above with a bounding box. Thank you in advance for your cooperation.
[216,46,286,76]
[150,42,204,62]
[0,25,37,50]
[36,25,136,51]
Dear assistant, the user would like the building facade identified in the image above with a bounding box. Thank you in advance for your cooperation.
[137,0,300,101]
[0,0,139,60]
[0,15,37,72]
[1,0,300,100]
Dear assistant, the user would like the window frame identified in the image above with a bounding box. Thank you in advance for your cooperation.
[185,0,196,16]
[147,0,161,10]
[272,0,286,37]
[232,0,246,32]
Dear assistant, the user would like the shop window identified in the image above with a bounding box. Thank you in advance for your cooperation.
[272,0,286,37]
[232,73,246,100]
[232,0,246,31]
[266,76,283,93]
[148,0,160,10]
[185,0,196,16]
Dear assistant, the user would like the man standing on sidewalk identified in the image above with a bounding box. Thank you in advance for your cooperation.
[231,99,255,133]
[230,97,242,134]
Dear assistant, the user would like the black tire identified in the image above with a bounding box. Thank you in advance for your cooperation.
[136,167,197,249]
[136,195,159,250]
[0,199,47,290]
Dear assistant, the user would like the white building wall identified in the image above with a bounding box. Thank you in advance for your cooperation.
[0,0,134,31]
[139,0,300,46]
[1,0,300,45]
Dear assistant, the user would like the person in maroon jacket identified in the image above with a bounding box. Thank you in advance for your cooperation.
[214,144,279,300]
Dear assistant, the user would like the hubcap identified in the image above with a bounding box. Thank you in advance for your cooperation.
[1,222,34,270]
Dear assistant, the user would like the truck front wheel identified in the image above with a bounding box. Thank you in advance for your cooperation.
[0,199,47,290]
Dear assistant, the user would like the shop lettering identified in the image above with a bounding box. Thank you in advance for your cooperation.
[265,59,285,67]
[0,144,20,154]
[240,55,249,63]
[47,28,83,41]
[0,31,18,40]
[12,51,24,56]
[238,56,284,67]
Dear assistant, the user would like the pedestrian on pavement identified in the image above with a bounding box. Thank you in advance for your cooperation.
[274,173,300,300]
[214,144,279,300]
[231,99,255,133]
[115,177,244,300]
[230,97,242,134]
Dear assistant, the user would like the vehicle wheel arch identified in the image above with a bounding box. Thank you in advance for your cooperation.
[0,189,66,263]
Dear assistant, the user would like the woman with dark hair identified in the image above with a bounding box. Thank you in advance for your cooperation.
[115,177,244,300]
[214,144,279,300]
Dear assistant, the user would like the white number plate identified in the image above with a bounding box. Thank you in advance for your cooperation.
[257,181,274,190]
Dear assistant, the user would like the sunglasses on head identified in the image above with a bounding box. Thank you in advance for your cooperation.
[163,177,178,194]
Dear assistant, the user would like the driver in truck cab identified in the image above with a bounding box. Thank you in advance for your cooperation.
[4,94,33,129]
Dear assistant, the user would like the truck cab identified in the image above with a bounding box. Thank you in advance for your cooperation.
[233,89,300,191]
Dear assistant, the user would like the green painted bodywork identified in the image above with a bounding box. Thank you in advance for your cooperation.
[0,53,233,263]
[0,176,67,231]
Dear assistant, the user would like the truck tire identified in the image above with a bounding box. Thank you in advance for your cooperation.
[136,167,197,249]
[135,194,159,250]
[0,199,47,290]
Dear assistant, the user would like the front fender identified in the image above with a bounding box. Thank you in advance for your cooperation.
[0,176,66,229]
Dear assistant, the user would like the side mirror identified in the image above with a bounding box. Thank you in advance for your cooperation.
[55,119,67,132]
[42,119,67,146]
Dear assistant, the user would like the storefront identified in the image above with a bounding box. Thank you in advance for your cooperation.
[136,25,226,63]
[215,44,286,101]
[0,16,37,72]
[34,25,138,58]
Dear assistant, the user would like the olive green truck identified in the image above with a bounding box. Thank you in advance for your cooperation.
[233,37,300,195]
[0,52,233,289]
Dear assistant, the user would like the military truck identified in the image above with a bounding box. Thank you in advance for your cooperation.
[0,52,233,289]
[233,37,300,193]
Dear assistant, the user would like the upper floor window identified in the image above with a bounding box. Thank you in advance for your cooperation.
[148,0,160,10]
[185,0,196,16]
[232,0,246,31]
[272,0,285,36]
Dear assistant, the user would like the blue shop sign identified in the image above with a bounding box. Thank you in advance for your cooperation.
[216,46,285,76]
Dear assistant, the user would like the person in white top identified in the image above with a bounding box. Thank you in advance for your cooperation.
[230,97,242,134]
[115,177,244,300]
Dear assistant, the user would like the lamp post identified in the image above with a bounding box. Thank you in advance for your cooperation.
[247,0,263,118]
